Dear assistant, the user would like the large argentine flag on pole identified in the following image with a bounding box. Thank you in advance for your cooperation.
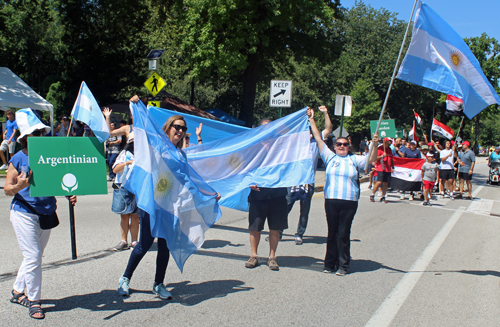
[70,81,110,142]
[397,1,500,119]
[124,101,222,272]
[184,108,314,212]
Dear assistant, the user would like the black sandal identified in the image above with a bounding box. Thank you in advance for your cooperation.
[29,301,45,320]
[10,291,30,308]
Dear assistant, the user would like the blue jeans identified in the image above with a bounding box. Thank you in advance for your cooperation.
[123,209,170,285]
[281,184,314,237]
[107,152,118,179]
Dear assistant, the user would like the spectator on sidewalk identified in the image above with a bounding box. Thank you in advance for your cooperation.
[0,110,18,170]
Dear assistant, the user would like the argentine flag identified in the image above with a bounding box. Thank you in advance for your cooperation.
[184,108,314,211]
[397,1,500,119]
[123,101,222,272]
[70,81,110,142]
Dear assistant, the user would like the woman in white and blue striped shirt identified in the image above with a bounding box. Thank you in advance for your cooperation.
[308,107,378,276]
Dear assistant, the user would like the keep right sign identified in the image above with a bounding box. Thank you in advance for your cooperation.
[270,80,292,107]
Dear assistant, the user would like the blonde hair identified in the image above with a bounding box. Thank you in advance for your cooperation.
[162,115,186,148]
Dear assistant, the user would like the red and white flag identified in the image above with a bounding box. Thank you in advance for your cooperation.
[390,157,425,192]
[408,121,419,141]
[431,118,454,140]
[445,95,464,116]
[414,112,422,125]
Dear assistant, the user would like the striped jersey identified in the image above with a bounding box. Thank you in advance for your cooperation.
[321,146,366,201]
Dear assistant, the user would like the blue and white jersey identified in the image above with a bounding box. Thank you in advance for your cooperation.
[321,146,366,201]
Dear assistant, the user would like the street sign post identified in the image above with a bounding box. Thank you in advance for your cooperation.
[334,95,352,138]
[144,72,166,96]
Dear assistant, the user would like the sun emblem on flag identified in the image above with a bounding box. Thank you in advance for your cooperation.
[205,157,217,167]
[449,50,463,69]
[226,153,244,173]
[154,171,174,201]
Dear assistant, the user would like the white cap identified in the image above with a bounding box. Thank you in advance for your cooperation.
[16,108,50,141]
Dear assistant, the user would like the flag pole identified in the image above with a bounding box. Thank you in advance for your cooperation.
[454,116,465,144]
[365,0,419,170]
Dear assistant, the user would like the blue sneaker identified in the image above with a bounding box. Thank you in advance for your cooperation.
[118,276,130,296]
[152,283,172,300]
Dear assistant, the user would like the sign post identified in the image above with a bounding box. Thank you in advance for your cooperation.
[334,95,352,138]
[29,137,107,259]
[270,80,292,116]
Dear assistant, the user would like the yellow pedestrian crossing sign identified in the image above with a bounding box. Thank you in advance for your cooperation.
[148,100,160,107]
[144,72,166,96]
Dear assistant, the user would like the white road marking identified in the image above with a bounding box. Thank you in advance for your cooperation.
[466,198,494,216]
[365,206,466,327]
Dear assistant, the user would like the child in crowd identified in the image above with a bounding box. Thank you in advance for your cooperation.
[421,152,439,206]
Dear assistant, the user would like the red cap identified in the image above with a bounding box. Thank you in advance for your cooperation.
[462,141,470,147]
[451,141,455,145]
[384,137,392,143]
[427,142,433,146]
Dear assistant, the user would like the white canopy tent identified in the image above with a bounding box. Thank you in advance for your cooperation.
[0,67,54,133]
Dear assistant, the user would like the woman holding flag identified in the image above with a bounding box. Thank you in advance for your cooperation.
[307,107,378,276]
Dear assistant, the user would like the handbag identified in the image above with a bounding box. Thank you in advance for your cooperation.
[15,196,59,230]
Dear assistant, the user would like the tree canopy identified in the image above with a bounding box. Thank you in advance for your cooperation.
[0,0,497,147]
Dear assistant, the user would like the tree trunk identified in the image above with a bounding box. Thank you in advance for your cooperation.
[190,80,195,105]
[239,52,260,127]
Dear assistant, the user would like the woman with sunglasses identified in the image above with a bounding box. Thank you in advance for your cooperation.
[5,109,77,319]
[307,107,378,276]
[117,115,190,300]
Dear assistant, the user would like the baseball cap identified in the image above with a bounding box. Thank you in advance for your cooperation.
[421,145,429,150]
[462,141,470,147]
[384,137,393,143]
[410,140,417,145]
[426,152,434,157]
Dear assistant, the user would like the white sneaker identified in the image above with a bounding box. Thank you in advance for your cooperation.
[153,283,172,300]
[399,194,405,200]
[0,164,8,170]
[409,194,414,201]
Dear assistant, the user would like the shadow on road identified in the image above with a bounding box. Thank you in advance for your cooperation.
[201,239,244,249]
[43,279,252,320]
[350,259,406,274]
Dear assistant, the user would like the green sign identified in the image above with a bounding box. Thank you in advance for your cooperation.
[394,128,405,139]
[370,119,396,139]
[28,137,107,197]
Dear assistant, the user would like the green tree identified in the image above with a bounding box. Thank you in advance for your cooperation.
[178,0,342,126]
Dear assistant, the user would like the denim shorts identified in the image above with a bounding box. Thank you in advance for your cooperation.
[111,186,138,215]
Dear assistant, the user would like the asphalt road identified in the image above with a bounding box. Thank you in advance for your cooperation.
[1,160,499,326]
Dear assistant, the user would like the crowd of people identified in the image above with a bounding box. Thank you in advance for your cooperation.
[2,102,493,320]
[363,135,479,204]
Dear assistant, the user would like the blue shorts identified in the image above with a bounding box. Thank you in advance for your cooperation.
[111,186,138,215]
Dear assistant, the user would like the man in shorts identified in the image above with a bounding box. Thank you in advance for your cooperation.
[245,118,288,271]
[456,141,475,199]
[370,138,394,203]
[0,110,18,170]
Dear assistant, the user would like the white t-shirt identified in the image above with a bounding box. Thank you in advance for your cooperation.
[439,149,454,170]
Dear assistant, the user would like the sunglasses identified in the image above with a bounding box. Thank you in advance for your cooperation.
[336,142,349,147]
[31,130,43,136]
[172,124,187,132]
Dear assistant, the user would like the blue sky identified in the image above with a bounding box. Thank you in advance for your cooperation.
[340,0,500,41]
